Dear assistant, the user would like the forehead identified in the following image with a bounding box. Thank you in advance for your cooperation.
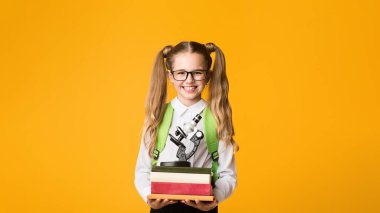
[172,52,206,70]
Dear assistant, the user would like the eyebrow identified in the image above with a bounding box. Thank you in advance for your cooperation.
[172,69,208,72]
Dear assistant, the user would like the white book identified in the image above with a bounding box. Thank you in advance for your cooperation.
[150,172,211,184]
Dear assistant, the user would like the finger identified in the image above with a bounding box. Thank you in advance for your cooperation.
[152,198,162,205]
[204,199,217,205]
[196,199,216,209]
[160,199,170,206]
[194,199,208,208]
[148,199,162,209]
[204,200,218,210]
[147,199,156,204]
[169,200,178,204]
[209,199,217,206]
[162,199,178,207]
[183,199,197,208]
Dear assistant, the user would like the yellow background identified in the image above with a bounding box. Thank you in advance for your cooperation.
[1,1,379,212]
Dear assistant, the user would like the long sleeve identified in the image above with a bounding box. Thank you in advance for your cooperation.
[134,135,152,203]
[213,140,237,203]
[134,97,238,204]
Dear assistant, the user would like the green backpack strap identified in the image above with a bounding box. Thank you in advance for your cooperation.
[152,103,174,166]
[203,107,219,184]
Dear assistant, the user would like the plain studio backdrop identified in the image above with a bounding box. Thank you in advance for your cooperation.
[0,1,379,212]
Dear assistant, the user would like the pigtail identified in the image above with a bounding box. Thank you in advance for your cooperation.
[142,45,173,157]
[206,42,239,152]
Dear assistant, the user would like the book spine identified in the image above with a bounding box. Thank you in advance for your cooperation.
[152,166,211,174]
[150,172,211,184]
[151,182,212,196]
[148,194,214,202]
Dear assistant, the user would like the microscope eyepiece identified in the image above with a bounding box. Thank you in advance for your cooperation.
[193,114,202,124]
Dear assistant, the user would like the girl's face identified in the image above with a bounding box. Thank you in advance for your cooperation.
[168,52,210,107]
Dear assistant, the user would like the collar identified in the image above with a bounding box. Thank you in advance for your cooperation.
[170,97,207,117]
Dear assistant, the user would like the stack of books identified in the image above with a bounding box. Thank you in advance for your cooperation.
[147,165,214,201]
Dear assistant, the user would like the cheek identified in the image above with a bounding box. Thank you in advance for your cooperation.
[197,81,207,87]
[174,83,182,88]
[169,76,185,88]
[168,75,177,85]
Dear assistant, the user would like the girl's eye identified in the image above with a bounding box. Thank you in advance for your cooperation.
[193,71,204,75]
[176,71,186,75]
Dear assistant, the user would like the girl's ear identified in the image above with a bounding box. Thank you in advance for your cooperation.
[167,71,175,84]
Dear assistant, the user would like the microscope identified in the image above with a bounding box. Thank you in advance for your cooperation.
[164,112,204,167]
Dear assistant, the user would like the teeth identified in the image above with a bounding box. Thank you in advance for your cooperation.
[183,86,196,91]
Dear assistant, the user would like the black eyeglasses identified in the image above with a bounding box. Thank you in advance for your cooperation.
[169,69,209,81]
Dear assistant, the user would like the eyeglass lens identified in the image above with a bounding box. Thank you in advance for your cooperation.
[171,70,207,81]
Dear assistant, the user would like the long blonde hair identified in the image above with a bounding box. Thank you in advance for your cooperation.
[142,41,239,157]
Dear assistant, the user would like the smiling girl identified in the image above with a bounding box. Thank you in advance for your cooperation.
[135,41,239,213]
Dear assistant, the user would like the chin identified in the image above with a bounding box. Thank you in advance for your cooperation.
[182,93,200,99]
[179,93,201,101]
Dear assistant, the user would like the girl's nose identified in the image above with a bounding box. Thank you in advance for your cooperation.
[185,72,195,82]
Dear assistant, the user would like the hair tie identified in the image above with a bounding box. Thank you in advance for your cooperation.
[204,42,216,54]
[162,45,173,58]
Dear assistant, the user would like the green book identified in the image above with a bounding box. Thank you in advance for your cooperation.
[151,166,211,174]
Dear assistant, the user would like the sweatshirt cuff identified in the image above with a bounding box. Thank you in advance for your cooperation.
[213,187,225,204]
[141,186,151,204]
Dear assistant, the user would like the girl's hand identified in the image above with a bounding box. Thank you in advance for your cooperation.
[147,198,177,209]
[181,198,218,211]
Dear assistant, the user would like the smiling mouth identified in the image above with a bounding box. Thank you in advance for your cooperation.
[182,86,197,92]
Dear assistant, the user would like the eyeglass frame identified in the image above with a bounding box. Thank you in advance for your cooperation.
[168,69,211,81]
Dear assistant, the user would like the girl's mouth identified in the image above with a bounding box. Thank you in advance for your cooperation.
[182,86,197,93]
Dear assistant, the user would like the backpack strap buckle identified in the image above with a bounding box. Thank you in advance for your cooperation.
[153,149,160,160]
[211,151,219,161]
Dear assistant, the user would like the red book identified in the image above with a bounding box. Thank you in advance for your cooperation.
[151,182,211,196]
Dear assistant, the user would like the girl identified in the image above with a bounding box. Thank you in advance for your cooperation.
[135,41,239,213]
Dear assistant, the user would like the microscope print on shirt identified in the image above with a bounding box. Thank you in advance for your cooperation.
[160,111,204,168]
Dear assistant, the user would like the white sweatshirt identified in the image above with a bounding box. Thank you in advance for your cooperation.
[134,97,237,204]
